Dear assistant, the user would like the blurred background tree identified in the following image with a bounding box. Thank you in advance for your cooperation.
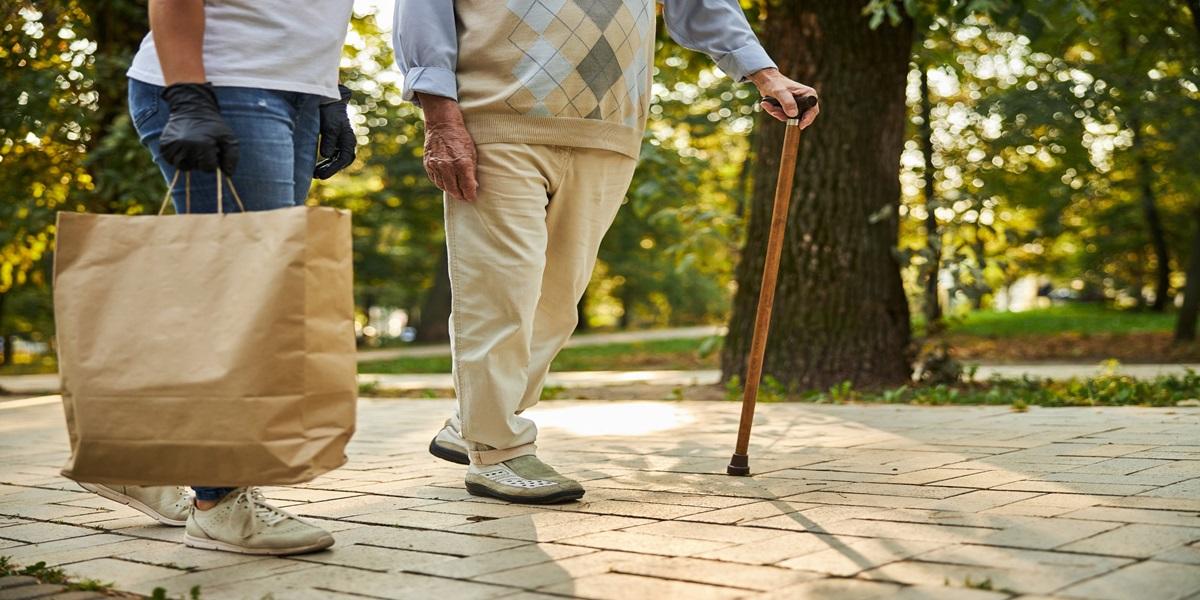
[3,0,1199,388]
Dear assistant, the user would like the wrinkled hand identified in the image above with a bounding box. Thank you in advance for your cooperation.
[748,68,820,129]
[314,84,356,180]
[418,94,478,202]
[159,82,239,173]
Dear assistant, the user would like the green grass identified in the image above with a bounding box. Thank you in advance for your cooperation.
[945,304,1175,337]
[723,369,1200,408]
[358,305,1178,374]
[1,556,203,599]
[359,337,714,374]
[0,357,58,376]
[1,305,1179,379]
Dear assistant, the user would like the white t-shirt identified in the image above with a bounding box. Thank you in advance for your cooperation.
[127,0,355,99]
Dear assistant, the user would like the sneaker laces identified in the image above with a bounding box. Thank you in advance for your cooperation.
[231,487,293,536]
[173,486,191,509]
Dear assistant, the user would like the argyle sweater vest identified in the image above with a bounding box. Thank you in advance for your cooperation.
[456,0,656,159]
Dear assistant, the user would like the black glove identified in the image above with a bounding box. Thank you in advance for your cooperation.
[314,84,356,180]
[159,83,239,174]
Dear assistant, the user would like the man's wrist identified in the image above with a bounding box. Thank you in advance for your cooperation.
[417,93,463,123]
[747,67,781,86]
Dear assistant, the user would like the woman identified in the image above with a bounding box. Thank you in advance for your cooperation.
[79,0,356,556]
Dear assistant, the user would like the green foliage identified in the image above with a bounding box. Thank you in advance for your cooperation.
[313,10,445,318]
[866,0,1095,32]
[810,371,1200,407]
[961,576,996,591]
[540,385,566,401]
[723,361,1197,408]
[828,380,858,403]
[968,2,1199,306]
[2,4,89,351]
[5,0,1200,371]
[150,586,203,600]
[0,557,113,592]
[592,26,758,328]
[2,1,157,363]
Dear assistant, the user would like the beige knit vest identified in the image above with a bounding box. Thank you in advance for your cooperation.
[455,0,657,159]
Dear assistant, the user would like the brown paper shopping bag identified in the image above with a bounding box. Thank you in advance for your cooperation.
[53,179,357,486]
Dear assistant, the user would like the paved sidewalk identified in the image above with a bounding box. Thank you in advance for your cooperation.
[3,398,1200,599]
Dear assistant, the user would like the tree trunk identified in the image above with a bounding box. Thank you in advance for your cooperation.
[576,288,590,332]
[971,222,987,310]
[415,247,452,342]
[1175,210,1200,341]
[1129,121,1171,311]
[1117,19,1171,312]
[618,289,633,330]
[1188,0,1200,46]
[1174,0,1200,340]
[0,292,9,366]
[722,3,914,390]
[919,65,942,327]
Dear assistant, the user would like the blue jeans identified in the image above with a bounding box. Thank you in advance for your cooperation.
[128,78,323,501]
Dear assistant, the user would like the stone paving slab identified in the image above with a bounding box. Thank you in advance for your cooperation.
[1,398,1200,599]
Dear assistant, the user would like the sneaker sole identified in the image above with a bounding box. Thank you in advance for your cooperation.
[183,533,334,556]
[429,438,470,465]
[465,481,585,505]
[78,483,186,527]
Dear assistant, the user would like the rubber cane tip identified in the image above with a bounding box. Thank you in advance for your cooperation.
[727,453,751,476]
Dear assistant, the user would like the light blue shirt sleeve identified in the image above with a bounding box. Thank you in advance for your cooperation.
[660,0,777,81]
[393,0,459,102]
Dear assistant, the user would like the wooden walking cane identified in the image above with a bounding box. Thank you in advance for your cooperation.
[728,94,818,477]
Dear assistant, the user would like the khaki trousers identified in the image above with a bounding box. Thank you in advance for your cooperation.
[445,143,637,465]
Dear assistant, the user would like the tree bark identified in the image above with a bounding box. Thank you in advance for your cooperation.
[1176,210,1200,341]
[1129,120,1171,311]
[971,222,987,310]
[1173,0,1200,340]
[415,247,452,342]
[576,288,590,332]
[618,289,633,330]
[0,292,9,366]
[1188,0,1200,45]
[722,3,914,390]
[919,65,942,326]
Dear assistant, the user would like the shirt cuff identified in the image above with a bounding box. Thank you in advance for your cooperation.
[402,66,459,104]
[716,43,777,82]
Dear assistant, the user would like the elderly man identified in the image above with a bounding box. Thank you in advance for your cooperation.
[395,0,818,504]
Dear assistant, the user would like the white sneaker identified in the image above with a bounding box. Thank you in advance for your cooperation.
[184,488,334,556]
[80,483,191,526]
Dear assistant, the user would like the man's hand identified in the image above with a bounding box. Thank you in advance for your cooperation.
[159,83,239,173]
[748,68,820,129]
[417,93,478,202]
[315,84,357,180]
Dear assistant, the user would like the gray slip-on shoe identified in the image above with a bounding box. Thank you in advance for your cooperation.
[465,455,584,504]
[429,420,470,465]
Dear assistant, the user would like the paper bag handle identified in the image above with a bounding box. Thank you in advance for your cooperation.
[158,169,247,216]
